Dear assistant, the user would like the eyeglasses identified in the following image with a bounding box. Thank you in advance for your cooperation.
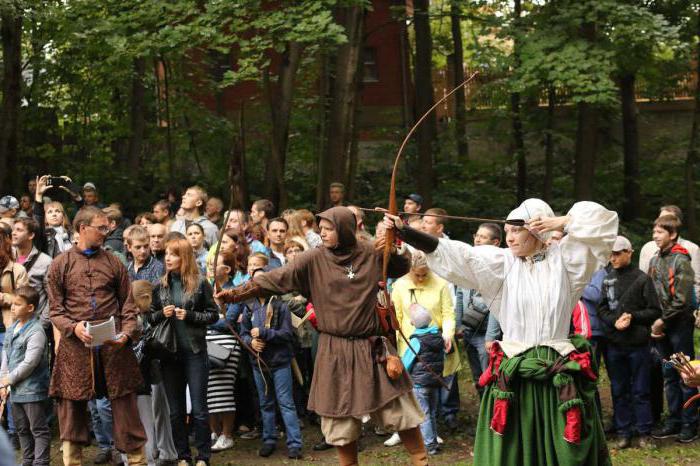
[84,225,111,234]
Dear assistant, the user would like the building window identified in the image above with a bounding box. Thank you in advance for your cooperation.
[363,47,379,83]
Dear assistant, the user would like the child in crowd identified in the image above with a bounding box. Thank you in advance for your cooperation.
[401,303,444,456]
[247,253,269,278]
[240,268,302,459]
[131,280,178,466]
[186,223,208,276]
[127,225,164,284]
[0,286,50,466]
[648,215,699,442]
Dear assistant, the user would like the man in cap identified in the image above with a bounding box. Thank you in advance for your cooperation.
[597,235,661,449]
[403,194,423,228]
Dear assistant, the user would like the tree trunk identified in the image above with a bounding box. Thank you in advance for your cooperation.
[450,0,468,160]
[161,56,175,182]
[0,9,22,194]
[264,42,302,211]
[620,73,640,221]
[127,58,146,174]
[543,86,555,202]
[317,4,364,210]
[413,0,437,207]
[574,102,598,200]
[574,22,598,201]
[228,105,249,210]
[316,53,331,210]
[685,16,700,239]
[512,0,526,202]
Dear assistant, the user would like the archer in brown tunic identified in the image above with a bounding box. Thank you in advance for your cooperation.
[47,207,146,464]
[218,207,428,465]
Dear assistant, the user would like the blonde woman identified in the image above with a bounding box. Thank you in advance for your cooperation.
[384,251,459,448]
[34,175,73,257]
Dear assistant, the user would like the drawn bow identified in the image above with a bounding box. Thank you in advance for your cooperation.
[379,72,480,389]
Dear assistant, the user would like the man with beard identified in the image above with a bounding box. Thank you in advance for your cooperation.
[47,206,146,465]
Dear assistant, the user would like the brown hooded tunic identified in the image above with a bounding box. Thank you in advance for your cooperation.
[254,207,413,417]
[47,247,142,400]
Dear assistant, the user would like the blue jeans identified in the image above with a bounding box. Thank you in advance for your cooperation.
[414,386,440,450]
[607,345,653,437]
[252,365,302,450]
[162,349,211,462]
[658,323,699,428]
[463,330,488,395]
[439,373,460,419]
[88,398,114,450]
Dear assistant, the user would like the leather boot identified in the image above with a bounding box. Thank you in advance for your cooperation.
[126,446,148,466]
[62,441,82,466]
[399,427,429,466]
[336,441,359,466]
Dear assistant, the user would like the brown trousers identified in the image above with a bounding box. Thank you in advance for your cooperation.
[57,393,147,453]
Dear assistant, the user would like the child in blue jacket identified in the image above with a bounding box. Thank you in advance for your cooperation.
[402,303,445,456]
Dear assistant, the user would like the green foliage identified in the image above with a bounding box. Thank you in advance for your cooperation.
[513,0,683,106]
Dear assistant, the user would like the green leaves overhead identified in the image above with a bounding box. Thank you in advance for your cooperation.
[511,0,683,105]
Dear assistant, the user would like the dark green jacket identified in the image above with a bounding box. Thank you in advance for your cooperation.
[649,243,695,327]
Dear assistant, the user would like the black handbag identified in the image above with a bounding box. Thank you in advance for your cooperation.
[145,318,177,359]
[207,340,232,369]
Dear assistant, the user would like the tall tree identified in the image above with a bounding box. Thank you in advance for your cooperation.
[450,0,469,160]
[126,58,146,174]
[264,42,302,211]
[619,73,640,220]
[317,4,365,209]
[543,86,555,202]
[574,102,599,200]
[0,4,23,193]
[511,0,526,202]
[413,0,437,206]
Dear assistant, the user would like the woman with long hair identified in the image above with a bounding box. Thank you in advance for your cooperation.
[0,221,29,354]
[147,238,218,466]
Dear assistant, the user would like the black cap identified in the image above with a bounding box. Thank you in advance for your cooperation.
[407,193,424,206]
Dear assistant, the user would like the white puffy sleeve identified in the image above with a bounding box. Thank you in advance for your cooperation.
[425,239,511,309]
[559,201,618,296]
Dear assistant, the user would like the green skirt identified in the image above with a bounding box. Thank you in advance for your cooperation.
[474,337,611,466]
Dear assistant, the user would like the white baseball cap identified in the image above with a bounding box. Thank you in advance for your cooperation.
[612,235,633,252]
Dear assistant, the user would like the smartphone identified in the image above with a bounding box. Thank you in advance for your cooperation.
[47,176,68,188]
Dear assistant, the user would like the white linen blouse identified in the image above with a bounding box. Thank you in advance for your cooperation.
[424,201,618,357]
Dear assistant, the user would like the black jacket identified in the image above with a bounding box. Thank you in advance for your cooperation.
[410,331,445,388]
[147,277,219,354]
[598,265,661,347]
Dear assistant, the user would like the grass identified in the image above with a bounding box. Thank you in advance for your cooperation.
[42,342,700,465]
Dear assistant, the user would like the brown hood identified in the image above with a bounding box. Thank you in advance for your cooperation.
[316,207,358,261]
